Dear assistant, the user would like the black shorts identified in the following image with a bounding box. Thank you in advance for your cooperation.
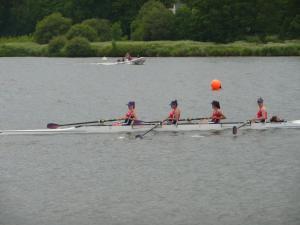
[168,120,177,125]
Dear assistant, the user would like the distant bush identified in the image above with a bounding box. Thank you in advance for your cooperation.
[82,18,112,41]
[48,36,67,55]
[65,37,95,57]
[264,35,282,43]
[34,13,72,44]
[66,24,97,41]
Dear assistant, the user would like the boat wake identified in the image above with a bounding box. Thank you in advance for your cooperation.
[191,135,205,138]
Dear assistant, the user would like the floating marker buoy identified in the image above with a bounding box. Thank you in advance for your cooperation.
[211,79,222,91]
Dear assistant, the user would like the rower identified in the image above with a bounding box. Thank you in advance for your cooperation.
[168,100,181,124]
[253,97,267,122]
[120,101,138,125]
[125,52,132,61]
[210,100,226,123]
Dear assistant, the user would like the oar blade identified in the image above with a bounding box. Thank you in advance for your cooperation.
[47,123,60,129]
[232,126,238,135]
[135,134,143,139]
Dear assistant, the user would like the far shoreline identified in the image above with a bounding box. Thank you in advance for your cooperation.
[0,40,299,57]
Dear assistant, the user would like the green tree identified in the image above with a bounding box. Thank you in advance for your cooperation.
[0,1,9,35]
[1,0,296,42]
[34,12,72,44]
[254,0,285,36]
[131,0,174,40]
[187,0,278,42]
[280,0,300,38]
[66,24,97,41]
[288,15,300,38]
[190,0,237,42]
[111,22,123,40]
[174,6,193,40]
[48,35,67,55]
[82,18,112,41]
[5,0,66,36]
[65,37,94,57]
[62,0,111,23]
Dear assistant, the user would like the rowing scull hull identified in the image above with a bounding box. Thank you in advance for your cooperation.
[0,120,299,135]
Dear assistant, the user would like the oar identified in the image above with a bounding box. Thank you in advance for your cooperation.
[143,117,209,124]
[47,119,119,129]
[135,117,210,138]
[180,117,209,122]
[232,120,250,135]
[135,119,168,139]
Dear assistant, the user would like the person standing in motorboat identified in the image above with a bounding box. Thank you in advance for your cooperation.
[125,52,132,61]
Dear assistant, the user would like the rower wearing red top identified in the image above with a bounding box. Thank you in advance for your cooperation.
[119,101,138,125]
[253,97,267,122]
[210,100,226,123]
[168,100,181,124]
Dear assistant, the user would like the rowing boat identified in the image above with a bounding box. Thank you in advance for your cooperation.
[0,120,299,135]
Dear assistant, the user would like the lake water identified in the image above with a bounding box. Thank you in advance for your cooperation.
[0,57,300,225]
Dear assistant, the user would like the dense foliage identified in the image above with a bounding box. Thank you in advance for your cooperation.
[82,19,112,41]
[66,24,97,41]
[111,22,123,41]
[65,37,95,56]
[131,1,174,40]
[34,13,71,44]
[48,36,67,55]
[0,0,299,42]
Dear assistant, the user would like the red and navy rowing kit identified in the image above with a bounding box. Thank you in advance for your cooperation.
[125,110,135,125]
[168,109,178,124]
[257,107,267,122]
[211,110,223,123]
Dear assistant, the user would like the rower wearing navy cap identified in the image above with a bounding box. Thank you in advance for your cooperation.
[168,100,181,124]
[119,101,138,125]
[253,97,267,122]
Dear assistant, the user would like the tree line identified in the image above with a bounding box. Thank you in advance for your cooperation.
[0,0,299,43]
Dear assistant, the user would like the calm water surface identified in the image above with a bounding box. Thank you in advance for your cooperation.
[0,57,300,225]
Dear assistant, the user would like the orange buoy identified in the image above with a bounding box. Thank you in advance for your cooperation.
[211,79,222,91]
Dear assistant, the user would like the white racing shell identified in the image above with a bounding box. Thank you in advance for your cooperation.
[0,120,300,135]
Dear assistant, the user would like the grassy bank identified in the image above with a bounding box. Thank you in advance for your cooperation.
[1,40,300,57]
[93,40,300,57]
